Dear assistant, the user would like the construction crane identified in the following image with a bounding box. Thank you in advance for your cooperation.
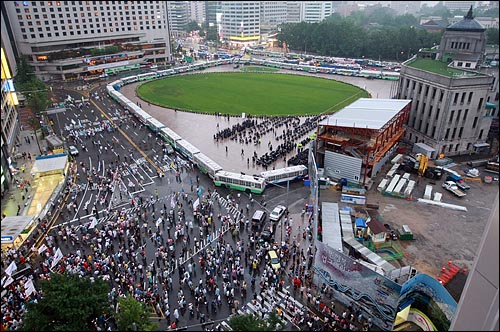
[399,153,443,179]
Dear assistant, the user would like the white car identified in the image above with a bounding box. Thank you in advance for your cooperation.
[269,205,286,222]
[68,145,79,156]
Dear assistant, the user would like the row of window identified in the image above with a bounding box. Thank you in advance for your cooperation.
[409,133,477,153]
[22,24,163,39]
[450,41,471,50]
[18,1,162,10]
[404,79,475,105]
[21,20,162,28]
[216,177,262,188]
[19,12,161,20]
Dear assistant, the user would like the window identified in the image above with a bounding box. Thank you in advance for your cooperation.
[445,128,450,139]
[459,127,463,137]
[472,116,478,128]
[453,93,458,104]
[449,110,455,122]
[460,93,465,104]
[468,92,473,103]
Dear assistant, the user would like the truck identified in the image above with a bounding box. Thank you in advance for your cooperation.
[399,154,443,179]
[442,181,466,198]
[445,174,470,191]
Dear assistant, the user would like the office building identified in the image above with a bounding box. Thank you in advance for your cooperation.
[397,8,497,158]
[1,47,19,194]
[220,1,260,46]
[188,1,206,25]
[2,1,172,81]
[260,1,287,33]
[167,1,189,38]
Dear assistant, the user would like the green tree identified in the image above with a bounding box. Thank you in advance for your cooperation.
[14,55,35,85]
[185,20,200,32]
[205,25,219,42]
[486,28,499,45]
[228,311,285,331]
[20,273,111,331]
[115,295,159,331]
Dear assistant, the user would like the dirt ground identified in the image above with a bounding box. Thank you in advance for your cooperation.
[322,160,499,279]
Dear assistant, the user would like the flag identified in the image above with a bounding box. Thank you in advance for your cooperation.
[51,248,64,269]
[193,198,200,211]
[197,186,203,197]
[2,276,14,287]
[89,217,98,229]
[38,243,48,254]
[156,217,163,227]
[24,278,36,298]
[170,196,176,209]
[5,261,17,276]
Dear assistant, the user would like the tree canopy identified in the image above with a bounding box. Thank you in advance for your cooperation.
[20,274,111,331]
[228,311,285,331]
[278,13,442,61]
[115,295,158,331]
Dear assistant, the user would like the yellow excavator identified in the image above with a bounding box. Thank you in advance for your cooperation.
[399,153,443,179]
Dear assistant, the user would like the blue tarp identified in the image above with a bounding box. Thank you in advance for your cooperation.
[355,218,366,228]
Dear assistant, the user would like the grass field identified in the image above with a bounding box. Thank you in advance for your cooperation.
[137,72,369,116]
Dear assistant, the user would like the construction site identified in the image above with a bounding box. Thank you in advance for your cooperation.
[315,98,411,188]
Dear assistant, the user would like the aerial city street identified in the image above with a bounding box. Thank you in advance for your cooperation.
[1,1,499,332]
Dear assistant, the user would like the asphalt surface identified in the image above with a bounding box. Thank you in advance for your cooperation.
[43,85,335,331]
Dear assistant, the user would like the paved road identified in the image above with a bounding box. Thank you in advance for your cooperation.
[44,86,331,331]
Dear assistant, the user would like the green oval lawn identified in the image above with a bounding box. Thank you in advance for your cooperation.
[136,72,369,116]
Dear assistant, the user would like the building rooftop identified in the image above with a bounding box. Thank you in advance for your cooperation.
[447,7,486,32]
[405,58,484,78]
[319,98,411,130]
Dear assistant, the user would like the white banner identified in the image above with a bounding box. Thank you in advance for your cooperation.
[24,278,36,298]
[193,197,200,211]
[5,261,17,276]
[38,243,48,254]
[89,217,98,229]
[51,248,64,269]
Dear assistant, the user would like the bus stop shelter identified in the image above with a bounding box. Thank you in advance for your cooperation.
[1,216,36,251]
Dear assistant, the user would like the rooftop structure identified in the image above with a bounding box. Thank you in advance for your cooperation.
[315,98,411,186]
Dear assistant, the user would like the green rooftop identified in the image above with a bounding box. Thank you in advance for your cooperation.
[406,58,482,78]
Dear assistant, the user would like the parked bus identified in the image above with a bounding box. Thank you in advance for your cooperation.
[176,139,200,162]
[137,72,157,81]
[260,165,308,185]
[159,127,182,149]
[145,117,165,133]
[121,75,138,84]
[213,171,266,194]
[193,152,223,179]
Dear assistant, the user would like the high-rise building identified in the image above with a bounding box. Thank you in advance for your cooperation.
[397,8,497,158]
[2,1,172,81]
[260,1,288,33]
[286,1,334,24]
[188,1,206,25]
[390,1,421,15]
[1,47,19,194]
[167,1,189,38]
[220,1,260,46]
[444,1,476,12]
[205,1,221,30]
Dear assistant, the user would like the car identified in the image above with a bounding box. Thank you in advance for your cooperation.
[251,210,266,230]
[68,145,79,156]
[260,223,275,242]
[164,144,174,155]
[269,205,286,222]
[267,250,281,271]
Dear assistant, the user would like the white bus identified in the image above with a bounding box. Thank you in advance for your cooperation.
[193,152,223,179]
[156,69,175,77]
[137,72,157,81]
[176,139,200,162]
[145,117,165,133]
[126,101,151,124]
[121,75,138,84]
[159,127,182,149]
[260,165,308,185]
[213,171,266,194]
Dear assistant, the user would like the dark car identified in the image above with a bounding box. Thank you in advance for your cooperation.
[251,210,266,231]
[260,223,275,242]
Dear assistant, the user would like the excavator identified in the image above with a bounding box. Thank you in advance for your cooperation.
[399,153,443,180]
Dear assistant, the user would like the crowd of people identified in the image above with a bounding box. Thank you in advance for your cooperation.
[213,115,326,169]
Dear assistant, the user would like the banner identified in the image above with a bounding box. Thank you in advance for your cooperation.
[89,217,98,229]
[193,197,200,211]
[5,261,17,276]
[51,248,64,269]
[24,278,36,298]
[38,243,48,254]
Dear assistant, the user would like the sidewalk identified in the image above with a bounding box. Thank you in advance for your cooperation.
[1,130,48,218]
